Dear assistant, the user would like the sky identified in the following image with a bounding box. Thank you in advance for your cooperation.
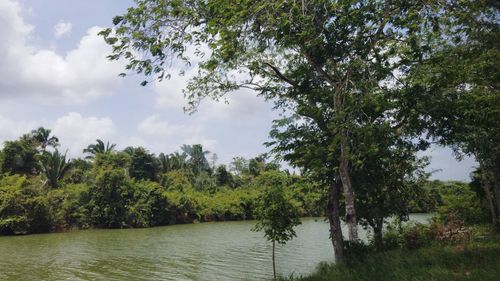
[0,0,477,181]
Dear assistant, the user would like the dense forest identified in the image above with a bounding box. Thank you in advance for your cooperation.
[0,127,321,234]
[0,127,489,239]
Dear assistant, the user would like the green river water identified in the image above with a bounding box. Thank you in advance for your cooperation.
[0,214,431,281]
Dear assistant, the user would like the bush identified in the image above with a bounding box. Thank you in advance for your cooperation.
[159,170,193,191]
[0,175,52,234]
[128,180,174,227]
[87,169,132,228]
[344,240,373,264]
[419,181,488,225]
[377,221,433,250]
[430,215,473,244]
[380,224,401,250]
[436,192,488,225]
[401,223,432,250]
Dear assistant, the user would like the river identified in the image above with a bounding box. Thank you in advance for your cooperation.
[0,214,431,281]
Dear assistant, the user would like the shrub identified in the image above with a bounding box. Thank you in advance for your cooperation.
[430,215,473,244]
[344,240,373,264]
[0,175,51,234]
[159,170,193,191]
[436,192,488,225]
[401,223,432,250]
[87,169,132,228]
[380,224,401,250]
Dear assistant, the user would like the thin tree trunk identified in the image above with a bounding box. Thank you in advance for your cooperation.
[327,180,345,264]
[373,218,384,251]
[480,163,497,230]
[494,163,500,233]
[491,166,500,233]
[272,240,276,280]
[335,91,359,241]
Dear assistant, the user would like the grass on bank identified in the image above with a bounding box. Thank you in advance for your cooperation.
[282,226,500,281]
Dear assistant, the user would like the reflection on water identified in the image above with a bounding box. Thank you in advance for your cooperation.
[0,214,431,281]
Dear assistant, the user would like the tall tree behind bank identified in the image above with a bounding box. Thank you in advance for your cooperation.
[100,0,440,253]
[397,2,499,231]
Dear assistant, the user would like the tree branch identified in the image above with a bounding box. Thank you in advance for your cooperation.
[264,62,299,88]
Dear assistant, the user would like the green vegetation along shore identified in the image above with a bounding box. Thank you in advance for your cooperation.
[0,128,327,235]
[282,225,500,281]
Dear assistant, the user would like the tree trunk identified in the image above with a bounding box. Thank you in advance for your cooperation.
[272,240,276,280]
[373,218,384,251]
[480,164,497,230]
[491,166,500,233]
[339,139,359,241]
[493,160,500,233]
[327,180,345,264]
[335,91,359,241]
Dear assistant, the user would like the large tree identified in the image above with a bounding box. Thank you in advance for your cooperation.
[397,2,499,231]
[100,0,452,256]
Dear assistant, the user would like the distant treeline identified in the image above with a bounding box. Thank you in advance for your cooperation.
[0,128,487,235]
[0,128,325,235]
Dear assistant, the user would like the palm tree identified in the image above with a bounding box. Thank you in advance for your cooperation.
[83,139,116,158]
[158,153,171,173]
[39,149,71,188]
[181,144,210,174]
[30,127,59,151]
[171,152,188,171]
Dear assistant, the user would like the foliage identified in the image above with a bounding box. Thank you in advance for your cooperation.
[214,164,233,187]
[396,1,500,231]
[288,176,326,217]
[253,170,301,279]
[87,169,132,228]
[281,225,500,281]
[253,171,301,243]
[0,175,51,234]
[181,144,211,175]
[351,122,430,249]
[29,127,59,151]
[93,151,131,171]
[83,139,116,158]
[0,138,39,175]
[435,186,489,226]
[159,170,193,191]
[39,149,71,188]
[124,146,159,181]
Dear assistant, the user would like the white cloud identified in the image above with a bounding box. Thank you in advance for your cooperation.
[0,115,39,145]
[154,70,271,120]
[0,112,116,158]
[52,112,116,157]
[0,0,123,105]
[54,20,72,38]
[154,71,194,109]
[137,114,216,152]
[151,40,270,119]
[138,115,190,136]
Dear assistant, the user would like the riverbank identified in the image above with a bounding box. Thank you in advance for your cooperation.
[283,225,500,281]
